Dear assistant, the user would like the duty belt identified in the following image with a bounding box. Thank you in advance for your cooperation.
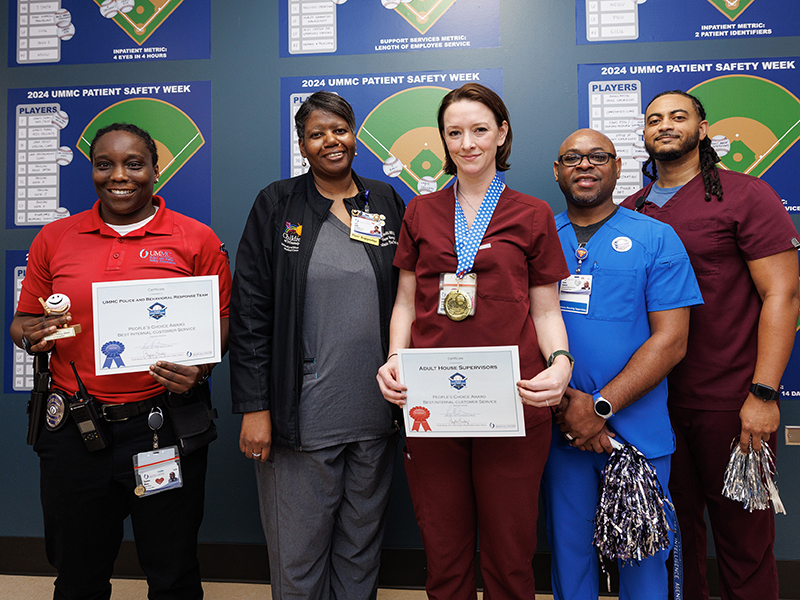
[100,393,167,423]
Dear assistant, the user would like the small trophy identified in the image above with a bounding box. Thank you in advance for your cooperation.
[40,293,82,341]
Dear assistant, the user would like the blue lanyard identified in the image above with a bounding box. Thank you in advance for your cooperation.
[454,174,503,278]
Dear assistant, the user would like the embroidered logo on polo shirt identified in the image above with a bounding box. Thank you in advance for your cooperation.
[282,222,302,253]
[139,249,176,264]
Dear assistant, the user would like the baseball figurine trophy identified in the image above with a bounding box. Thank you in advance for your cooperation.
[39,293,82,341]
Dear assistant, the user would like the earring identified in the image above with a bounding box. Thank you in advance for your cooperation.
[302,158,307,167]
[354,151,358,157]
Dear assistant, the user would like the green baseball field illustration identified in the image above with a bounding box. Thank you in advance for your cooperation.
[357,86,453,195]
[76,98,205,193]
[690,75,800,178]
[393,0,458,35]
[92,0,183,46]
[706,0,755,21]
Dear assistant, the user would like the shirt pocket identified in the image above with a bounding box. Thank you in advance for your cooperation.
[474,243,528,303]
[671,219,720,276]
[588,267,636,322]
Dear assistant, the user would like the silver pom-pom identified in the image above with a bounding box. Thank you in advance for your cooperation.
[593,439,673,571]
[722,440,785,515]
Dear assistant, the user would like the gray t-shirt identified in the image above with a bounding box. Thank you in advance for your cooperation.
[298,213,393,450]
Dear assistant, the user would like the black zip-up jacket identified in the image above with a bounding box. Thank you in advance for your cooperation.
[229,171,405,450]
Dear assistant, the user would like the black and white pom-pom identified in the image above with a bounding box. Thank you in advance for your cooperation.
[593,438,673,568]
[722,439,785,515]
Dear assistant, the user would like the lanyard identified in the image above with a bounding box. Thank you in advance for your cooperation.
[454,174,503,278]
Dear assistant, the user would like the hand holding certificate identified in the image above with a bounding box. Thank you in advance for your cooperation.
[92,276,222,376]
[397,346,525,437]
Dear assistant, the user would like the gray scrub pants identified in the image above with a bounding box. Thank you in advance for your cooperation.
[255,435,396,600]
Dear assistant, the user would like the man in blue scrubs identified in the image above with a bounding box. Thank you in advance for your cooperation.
[543,129,703,600]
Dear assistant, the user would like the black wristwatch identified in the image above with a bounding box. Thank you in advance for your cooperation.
[21,335,37,356]
[547,350,574,368]
[749,382,780,402]
[592,390,614,419]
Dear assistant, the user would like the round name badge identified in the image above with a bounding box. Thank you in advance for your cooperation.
[612,237,633,253]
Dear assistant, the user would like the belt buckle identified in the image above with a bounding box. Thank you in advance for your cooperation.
[100,403,127,423]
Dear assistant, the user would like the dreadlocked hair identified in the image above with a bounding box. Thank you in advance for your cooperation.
[642,90,723,202]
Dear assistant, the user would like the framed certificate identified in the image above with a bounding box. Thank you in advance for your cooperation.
[91,276,222,375]
[398,346,525,437]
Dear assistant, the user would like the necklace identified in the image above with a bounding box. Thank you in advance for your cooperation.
[457,189,480,213]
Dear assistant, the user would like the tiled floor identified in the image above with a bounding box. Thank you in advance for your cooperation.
[0,576,570,599]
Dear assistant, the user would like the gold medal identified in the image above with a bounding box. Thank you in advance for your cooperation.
[134,485,146,497]
[444,289,472,321]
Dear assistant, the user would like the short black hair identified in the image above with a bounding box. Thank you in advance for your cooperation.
[90,122,158,167]
[294,91,356,140]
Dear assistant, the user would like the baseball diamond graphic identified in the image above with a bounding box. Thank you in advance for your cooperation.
[75,98,205,194]
[394,0,458,35]
[92,0,184,46]
[706,0,755,21]
[689,75,800,178]
[357,86,453,196]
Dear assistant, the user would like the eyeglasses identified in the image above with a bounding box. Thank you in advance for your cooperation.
[558,152,616,167]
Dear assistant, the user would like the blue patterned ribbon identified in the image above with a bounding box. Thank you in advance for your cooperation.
[101,341,126,369]
[454,174,504,277]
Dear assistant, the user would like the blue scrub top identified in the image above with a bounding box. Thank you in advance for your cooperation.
[555,207,703,458]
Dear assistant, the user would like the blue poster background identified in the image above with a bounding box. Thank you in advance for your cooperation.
[6,81,212,230]
[280,69,502,205]
[8,0,210,66]
[576,0,800,45]
[279,0,499,57]
[5,250,30,394]
[578,58,800,208]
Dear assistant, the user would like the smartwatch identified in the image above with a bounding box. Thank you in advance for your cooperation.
[749,382,779,402]
[592,390,614,419]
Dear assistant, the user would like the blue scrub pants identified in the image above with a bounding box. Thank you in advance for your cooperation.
[543,426,674,600]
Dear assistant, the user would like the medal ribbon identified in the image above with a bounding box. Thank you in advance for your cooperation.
[454,174,504,278]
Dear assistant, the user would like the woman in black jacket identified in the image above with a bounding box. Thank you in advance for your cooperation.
[229,91,405,600]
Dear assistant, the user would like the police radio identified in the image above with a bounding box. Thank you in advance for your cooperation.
[68,361,109,452]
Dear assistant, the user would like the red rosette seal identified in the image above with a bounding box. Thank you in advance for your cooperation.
[409,406,431,432]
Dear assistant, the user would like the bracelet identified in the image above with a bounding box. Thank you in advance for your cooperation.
[547,350,574,368]
[387,353,398,360]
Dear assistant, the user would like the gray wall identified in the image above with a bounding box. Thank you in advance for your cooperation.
[2,1,800,561]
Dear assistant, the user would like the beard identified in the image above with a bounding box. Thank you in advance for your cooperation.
[645,129,700,162]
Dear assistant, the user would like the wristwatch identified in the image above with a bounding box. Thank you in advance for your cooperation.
[21,335,37,356]
[592,390,614,419]
[749,382,780,402]
[547,350,574,368]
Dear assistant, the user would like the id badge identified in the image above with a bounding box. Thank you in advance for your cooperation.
[132,445,183,498]
[350,209,385,246]
[437,272,477,319]
[559,274,592,314]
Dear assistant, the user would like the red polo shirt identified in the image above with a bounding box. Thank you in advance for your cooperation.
[18,196,231,403]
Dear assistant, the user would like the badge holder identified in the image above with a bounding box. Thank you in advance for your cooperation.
[438,273,477,321]
[350,209,385,246]
[133,407,182,498]
[559,244,593,315]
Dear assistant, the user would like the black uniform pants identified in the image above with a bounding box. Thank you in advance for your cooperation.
[35,402,207,600]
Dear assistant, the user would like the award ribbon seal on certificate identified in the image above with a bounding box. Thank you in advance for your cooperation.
[101,341,126,369]
[449,174,504,321]
[409,406,432,432]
